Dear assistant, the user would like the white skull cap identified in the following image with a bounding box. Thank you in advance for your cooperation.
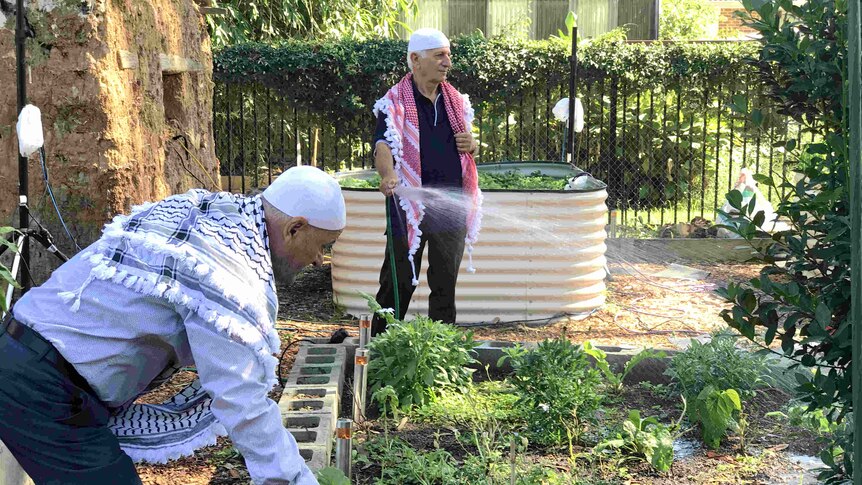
[261,166,346,231]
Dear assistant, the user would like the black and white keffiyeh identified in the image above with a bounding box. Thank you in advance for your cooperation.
[59,189,280,463]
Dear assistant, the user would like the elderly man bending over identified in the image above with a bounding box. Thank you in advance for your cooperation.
[0,166,345,485]
[370,28,484,336]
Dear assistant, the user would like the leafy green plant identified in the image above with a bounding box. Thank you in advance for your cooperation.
[717,0,853,471]
[362,437,460,484]
[356,434,584,485]
[337,174,381,189]
[364,294,478,412]
[316,467,351,485]
[205,0,418,47]
[664,334,767,402]
[596,404,685,472]
[691,386,743,449]
[659,0,719,40]
[412,380,519,428]
[0,227,21,312]
[499,338,604,447]
[766,404,838,436]
[477,171,567,190]
[337,171,569,190]
[583,341,667,393]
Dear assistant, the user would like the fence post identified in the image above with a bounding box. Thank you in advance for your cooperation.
[567,25,578,163]
[607,76,620,208]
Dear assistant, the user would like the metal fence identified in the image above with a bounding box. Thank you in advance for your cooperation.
[213,62,810,236]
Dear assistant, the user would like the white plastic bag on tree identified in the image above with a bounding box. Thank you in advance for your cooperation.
[715,168,785,237]
[552,97,584,133]
[17,104,44,157]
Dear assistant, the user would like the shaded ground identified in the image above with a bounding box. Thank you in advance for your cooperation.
[138,259,821,484]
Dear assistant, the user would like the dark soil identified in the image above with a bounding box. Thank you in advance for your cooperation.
[138,260,825,484]
[352,382,823,485]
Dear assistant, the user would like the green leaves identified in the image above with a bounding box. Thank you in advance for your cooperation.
[366,303,478,414]
[659,0,721,40]
[316,467,351,485]
[692,387,742,449]
[505,338,603,447]
[206,0,417,47]
[596,408,678,472]
[665,334,767,406]
[583,341,665,393]
[0,227,20,312]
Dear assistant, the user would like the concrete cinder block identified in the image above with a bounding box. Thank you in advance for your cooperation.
[285,413,334,472]
[279,386,340,423]
[298,445,330,472]
[284,343,347,398]
[279,338,358,472]
[285,414,333,449]
[301,337,359,371]
[470,340,536,375]
[469,339,675,385]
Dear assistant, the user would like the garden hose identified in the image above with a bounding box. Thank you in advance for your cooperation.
[385,196,401,319]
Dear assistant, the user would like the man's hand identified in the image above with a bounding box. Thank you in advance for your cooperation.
[455,132,477,154]
[379,175,398,197]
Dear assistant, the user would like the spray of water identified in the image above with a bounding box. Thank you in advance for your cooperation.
[393,184,724,293]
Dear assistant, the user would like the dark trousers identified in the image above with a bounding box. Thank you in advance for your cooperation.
[372,213,467,336]
[0,316,141,484]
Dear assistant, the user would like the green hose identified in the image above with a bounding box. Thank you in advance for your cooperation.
[385,197,400,319]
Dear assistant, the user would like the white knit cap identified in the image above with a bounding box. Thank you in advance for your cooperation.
[261,166,346,231]
[408,28,450,54]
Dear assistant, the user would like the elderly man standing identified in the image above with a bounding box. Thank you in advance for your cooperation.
[0,166,345,484]
[371,28,483,336]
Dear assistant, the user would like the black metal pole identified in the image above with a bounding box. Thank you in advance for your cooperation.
[567,26,578,162]
[16,0,31,293]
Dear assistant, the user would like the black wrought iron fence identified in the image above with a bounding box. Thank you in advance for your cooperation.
[213,64,811,237]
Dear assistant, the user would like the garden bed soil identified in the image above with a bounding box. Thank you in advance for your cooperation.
[138,259,820,484]
[351,384,821,484]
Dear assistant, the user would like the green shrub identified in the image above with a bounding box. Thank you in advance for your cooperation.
[583,341,667,393]
[596,409,681,472]
[691,386,744,449]
[715,0,854,478]
[659,0,720,40]
[664,334,767,402]
[365,298,478,413]
[0,227,20,312]
[337,175,381,189]
[500,338,604,447]
[412,380,519,428]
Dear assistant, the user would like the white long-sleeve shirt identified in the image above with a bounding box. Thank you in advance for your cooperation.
[12,249,317,485]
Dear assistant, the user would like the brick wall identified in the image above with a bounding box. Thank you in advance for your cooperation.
[718,7,758,37]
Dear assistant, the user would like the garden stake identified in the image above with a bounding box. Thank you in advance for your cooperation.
[509,434,517,485]
[358,313,371,349]
[335,418,352,479]
[352,348,369,423]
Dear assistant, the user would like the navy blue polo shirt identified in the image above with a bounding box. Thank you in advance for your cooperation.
[374,80,466,235]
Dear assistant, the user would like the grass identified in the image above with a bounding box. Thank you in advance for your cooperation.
[411,380,520,428]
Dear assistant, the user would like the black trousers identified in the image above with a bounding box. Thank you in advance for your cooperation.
[0,316,142,484]
[372,205,466,336]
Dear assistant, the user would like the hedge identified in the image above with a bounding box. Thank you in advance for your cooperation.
[213,35,761,123]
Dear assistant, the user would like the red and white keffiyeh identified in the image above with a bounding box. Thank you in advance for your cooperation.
[373,73,483,285]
